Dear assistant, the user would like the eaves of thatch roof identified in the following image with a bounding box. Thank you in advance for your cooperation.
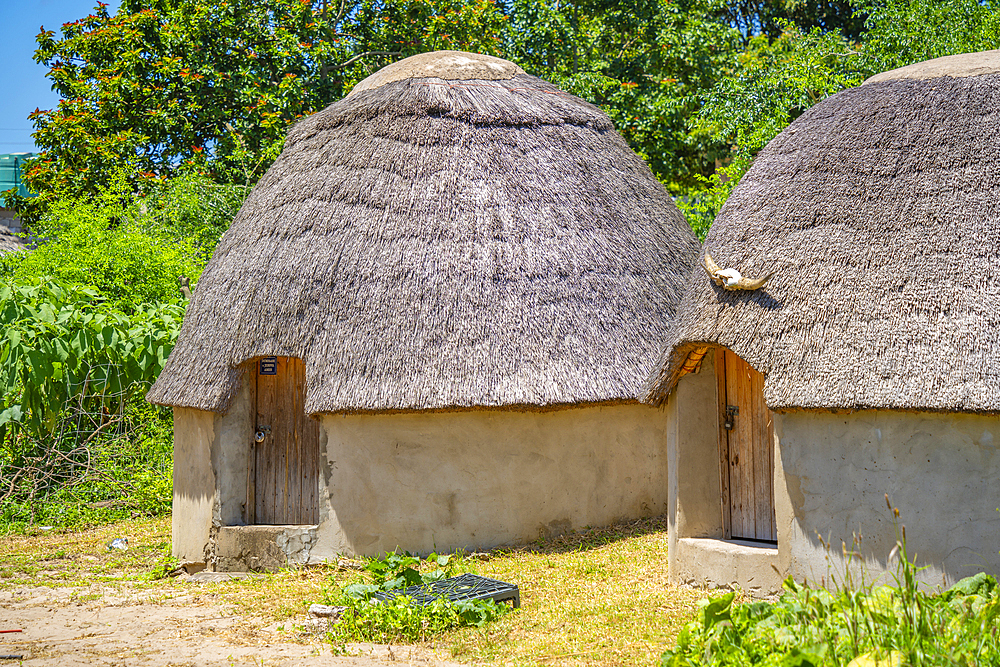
[148,51,700,415]
[0,224,23,255]
[646,54,1000,414]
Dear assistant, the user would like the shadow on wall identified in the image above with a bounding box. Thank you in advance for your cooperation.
[779,409,1000,588]
[172,408,216,507]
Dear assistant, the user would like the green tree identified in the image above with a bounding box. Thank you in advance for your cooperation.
[858,0,1000,73]
[503,0,742,193]
[4,171,205,311]
[11,0,506,223]
[716,0,867,44]
[681,22,866,235]
[681,0,1000,236]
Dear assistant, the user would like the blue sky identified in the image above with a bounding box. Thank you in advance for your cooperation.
[0,0,120,154]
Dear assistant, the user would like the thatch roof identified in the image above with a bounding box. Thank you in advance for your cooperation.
[0,224,23,255]
[646,51,1000,414]
[148,51,700,415]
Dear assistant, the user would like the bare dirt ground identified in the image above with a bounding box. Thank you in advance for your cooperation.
[0,518,465,667]
[1,515,700,666]
[0,586,464,666]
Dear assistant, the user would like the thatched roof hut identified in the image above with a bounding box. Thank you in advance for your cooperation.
[647,51,1000,597]
[646,50,1000,414]
[149,50,699,415]
[152,51,700,568]
[0,225,22,255]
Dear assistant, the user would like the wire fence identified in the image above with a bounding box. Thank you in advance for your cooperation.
[0,360,171,524]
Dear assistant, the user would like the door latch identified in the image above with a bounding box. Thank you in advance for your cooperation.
[254,425,271,443]
[724,405,739,430]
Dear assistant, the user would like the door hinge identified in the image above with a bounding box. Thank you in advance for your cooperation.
[254,425,271,443]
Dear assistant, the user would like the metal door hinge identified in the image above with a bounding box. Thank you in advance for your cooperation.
[255,425,271,443]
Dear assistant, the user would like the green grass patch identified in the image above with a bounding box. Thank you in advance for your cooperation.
[437,516,703,665]
[1,515,704,665]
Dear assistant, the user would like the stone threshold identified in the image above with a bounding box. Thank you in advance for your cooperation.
[215,524,320,572]
[673,537,783,597]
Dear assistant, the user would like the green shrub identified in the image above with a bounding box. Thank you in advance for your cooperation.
[0,170,244,532]
[662,506,1000,666]
[0,279,182,435]
[138,172,249,265]
[4,176,201,312]
[0,400,173,530]
[323,551,511,644]
[0,278,180,531]
[2,170,247,311]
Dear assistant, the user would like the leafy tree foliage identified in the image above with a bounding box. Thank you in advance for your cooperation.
[504,0,741,193]
[10,0,1000,235]
[0,170,231,530]
[858,0,1000,72]
[12,0,504,222]
[682,0,1000,234]
[717,0,867,44]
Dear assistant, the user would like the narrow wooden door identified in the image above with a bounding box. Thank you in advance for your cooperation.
[249,356,320,525]
[717,348,776,542]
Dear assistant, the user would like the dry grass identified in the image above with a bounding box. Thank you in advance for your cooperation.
[0,517,331,620]
[0,516,703,665]
[436,517,702,666]
[0,517,173,589]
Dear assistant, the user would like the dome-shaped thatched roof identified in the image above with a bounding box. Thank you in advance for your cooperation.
[0,225,22,255]
[148,51,700,414]
[646,50,1000,414]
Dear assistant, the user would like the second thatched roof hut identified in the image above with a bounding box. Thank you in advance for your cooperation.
[0,225,22,255]
[645,50,1000,596]
[148,50,700,570]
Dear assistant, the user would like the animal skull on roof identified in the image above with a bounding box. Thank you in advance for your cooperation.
[703,251,774,291]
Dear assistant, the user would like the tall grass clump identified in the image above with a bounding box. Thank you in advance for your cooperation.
[662,498,1000,666]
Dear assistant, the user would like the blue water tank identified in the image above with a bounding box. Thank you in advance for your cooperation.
[0,153,36,198]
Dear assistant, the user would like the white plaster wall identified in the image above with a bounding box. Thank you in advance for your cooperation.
[313,403,668,557]
[213,371,255,527]
[172,371,255,566]
[779,410,1000,587]
[172,407,216,563]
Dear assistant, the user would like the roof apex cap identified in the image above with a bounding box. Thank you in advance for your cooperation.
[864,49,1000,85]
[348,50,524,96]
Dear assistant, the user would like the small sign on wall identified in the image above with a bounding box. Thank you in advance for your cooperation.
[259,356,278,375]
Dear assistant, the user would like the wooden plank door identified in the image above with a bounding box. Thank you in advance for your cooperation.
[717,348,776,542]
[249,356,320,525]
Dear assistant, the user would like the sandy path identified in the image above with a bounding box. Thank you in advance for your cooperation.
[0,588,466,667]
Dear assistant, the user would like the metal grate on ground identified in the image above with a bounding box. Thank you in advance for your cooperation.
[369,573,520,608]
